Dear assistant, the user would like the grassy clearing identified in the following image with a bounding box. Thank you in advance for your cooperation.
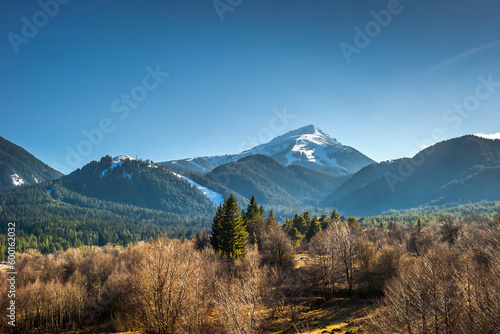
[267,297,373,334]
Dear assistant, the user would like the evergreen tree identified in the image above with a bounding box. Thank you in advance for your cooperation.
[331,209,340,223]
[245,196,266,245]
[211,195,248,260]
[347,216,360,232]
[283,219,304,248]
[259,205,265,217]
[266,210,278,228]
[303,211,312,224]
[246,196,260,222]
[319,212,330,230]
[210,204,224,251]
[306,215,321,241]
[293,213,308,235]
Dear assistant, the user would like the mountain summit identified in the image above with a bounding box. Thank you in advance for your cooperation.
[161,124,374,176]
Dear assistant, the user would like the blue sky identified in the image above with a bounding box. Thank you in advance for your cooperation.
[2,0,500,174]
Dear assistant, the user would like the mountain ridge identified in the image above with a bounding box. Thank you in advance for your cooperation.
[161,124,375,176]
[0,136,63,189]
[322,135,500,216]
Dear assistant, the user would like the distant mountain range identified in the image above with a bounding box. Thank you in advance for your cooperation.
[322,135,500,216]
[161,124,375,176]
[1,129,500,219]
[204,154,348,209]
[0,136,62,189]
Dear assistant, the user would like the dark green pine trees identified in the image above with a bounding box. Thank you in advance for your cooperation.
[246,195,261,221]
[210,194,249,260]
[306,215,321,241]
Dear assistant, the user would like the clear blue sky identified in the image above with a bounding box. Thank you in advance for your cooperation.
[2,0,500,174]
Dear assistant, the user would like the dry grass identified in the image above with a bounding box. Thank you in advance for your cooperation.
[265,297,374,334]
[59,331,142,334]
[293,252,313,269]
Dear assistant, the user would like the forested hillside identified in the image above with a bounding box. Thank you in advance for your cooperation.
[62,156,216,215]
[205,154,348,210]
[323,135,500,215]
[0,136,63,189]
[0,181,211,257]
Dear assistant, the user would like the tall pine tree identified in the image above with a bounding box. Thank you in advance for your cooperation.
[210,204,223,251]
[246,195,261,221]
[306,215,321,241]
[331,209,340,223]
[211,194,248,260]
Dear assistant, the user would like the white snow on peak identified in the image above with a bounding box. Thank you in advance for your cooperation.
[475,133,500,140]
[11,174,25,186]
[113,155,135,162]
[172,172,224,207]
[245,125,341,154]
[247,124,346,167]
[33,176,39,183]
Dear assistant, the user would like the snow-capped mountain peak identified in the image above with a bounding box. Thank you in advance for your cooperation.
[242,125,350,169]
[246,124,341,155]
[274,124,340,146]
[161,124,374,176]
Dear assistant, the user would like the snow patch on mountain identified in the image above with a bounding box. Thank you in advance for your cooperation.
[475,133,500,140]
[172,172,224,206]
[11,174,25,186]
[101,161,124,177]
[101,156,135,178]
[187,158,209,173]
[114,155,135,161]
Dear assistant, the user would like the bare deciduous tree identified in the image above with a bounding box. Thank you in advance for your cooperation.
[133,238,202,334]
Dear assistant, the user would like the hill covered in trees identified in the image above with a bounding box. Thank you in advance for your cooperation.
[322,135,500,216]
[0,179,211,257]
[0,136,63,189]
[205,154,348,210]
[61,155,216,215]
